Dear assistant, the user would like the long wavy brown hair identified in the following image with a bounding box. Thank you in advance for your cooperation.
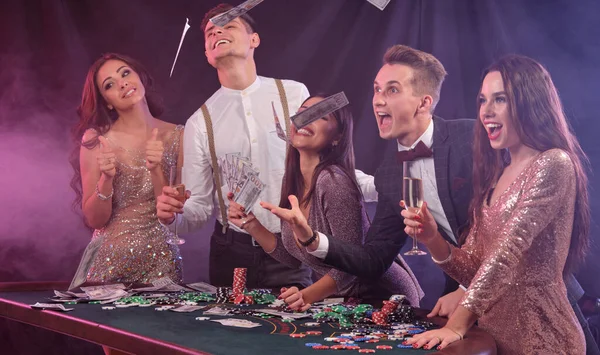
[279,94,361,209]
[69,53,164,210]
[469,54,590,273]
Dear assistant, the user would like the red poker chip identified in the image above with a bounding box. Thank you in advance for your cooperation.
[346,345,360,350]
[331,345,347,350]
[306,331,322,335]
[289,333,306,338]
[233,294,245,304]
[359,350,376,354]
[366,339,379,343]
[376,345,393,350]
[312,345,330,350]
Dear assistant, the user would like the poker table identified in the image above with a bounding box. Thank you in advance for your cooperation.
[0,282,497,354]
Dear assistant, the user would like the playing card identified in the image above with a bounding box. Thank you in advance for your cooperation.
[254,308,311,319]
[204,306,232,316]
[290,92,349,129]
[170,305,205,313]
[186,282,218,293]
[211,318,262,328]
[30,303,74,312]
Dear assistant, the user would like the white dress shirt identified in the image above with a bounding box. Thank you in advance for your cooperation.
[310,119,455,258]
[171,76,309,234]
[167,76,377,235]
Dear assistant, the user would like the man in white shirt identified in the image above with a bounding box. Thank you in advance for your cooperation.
[156,3,376,289]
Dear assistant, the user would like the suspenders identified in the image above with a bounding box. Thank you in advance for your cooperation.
[201,79,292,233]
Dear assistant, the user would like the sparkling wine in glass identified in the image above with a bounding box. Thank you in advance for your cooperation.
[166,165,186,245]
[403,161,427,256]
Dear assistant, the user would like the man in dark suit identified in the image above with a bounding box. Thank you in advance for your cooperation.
[294,45,473,311]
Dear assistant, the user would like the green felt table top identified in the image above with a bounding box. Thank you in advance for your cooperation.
[0,290,435,355]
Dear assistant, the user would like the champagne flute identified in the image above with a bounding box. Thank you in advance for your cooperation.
[166,165,186,245]
[403,161,427,255]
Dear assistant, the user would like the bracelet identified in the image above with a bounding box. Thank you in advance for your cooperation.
[448,328,464,340]
[240,216,256,229]
[95,184,114,201]
[298,230,318,247]
[431,242,453,264]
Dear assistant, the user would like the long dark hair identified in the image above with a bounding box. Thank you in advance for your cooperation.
[469,54,590,273]
[279,94,361,209]
[69,53,164,209]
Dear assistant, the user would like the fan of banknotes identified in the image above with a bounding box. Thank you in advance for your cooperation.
[219,153,265,212]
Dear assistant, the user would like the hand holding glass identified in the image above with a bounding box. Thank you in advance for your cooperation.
[166,165,186,245]
[403,161,426,256]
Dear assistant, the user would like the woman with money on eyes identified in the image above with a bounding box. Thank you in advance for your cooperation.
[227,94,423,310]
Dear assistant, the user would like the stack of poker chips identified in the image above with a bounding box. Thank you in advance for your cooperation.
[215,287,231,303]
[231,267,255,305]
[232,267,247,296]
[371,299,399,325]
[387,304,416,324]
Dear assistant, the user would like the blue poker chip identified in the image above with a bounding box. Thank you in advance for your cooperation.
[353,337,369,342]
[398,344,413,349]
[407,329,425,335]
[305,343,322,347]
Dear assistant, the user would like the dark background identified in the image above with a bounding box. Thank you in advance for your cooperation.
[0,2,599,351]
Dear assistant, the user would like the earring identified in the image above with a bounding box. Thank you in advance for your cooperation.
[332,141,339,147]
[107,105,114,110]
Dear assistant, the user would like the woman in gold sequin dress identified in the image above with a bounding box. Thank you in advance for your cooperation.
[69,53,183,286]
[402,55,590,354]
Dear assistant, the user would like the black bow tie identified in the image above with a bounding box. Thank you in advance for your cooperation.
[396,141,433,163]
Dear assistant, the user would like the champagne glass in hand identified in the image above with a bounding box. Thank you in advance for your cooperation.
[166,165,186,245]
[403,161,427,255]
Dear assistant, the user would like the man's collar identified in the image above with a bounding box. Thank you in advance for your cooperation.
[220,76,261,95]
[397,118,434,152]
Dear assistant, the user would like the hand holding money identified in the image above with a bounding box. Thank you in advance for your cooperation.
[260,195,313,243]
[227,192,259,230]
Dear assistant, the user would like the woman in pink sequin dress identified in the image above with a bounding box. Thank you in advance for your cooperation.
[402,55,590,354]
[69,53,183,287]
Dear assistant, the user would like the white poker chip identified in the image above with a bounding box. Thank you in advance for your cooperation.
[324,337,337,342]
[303,322,320,327]
[102,306,116,310]
[195,317,210,321]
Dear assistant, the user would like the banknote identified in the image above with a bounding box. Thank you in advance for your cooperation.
[234,172,265,212]
[272,101,288,142]
[366,0,391,11]
[210,0,265,27]
[290,92,349,129]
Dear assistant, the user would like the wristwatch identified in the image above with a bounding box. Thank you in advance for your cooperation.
[298,230,318,247]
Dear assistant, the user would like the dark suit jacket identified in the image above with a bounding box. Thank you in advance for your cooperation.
[325,117,475,293]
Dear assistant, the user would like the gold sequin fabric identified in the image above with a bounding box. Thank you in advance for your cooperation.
[438,149,585,354]
[86,126,184,284]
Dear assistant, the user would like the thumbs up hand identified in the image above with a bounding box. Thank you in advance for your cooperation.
[145,128,164,171]
[97,136,117,177]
